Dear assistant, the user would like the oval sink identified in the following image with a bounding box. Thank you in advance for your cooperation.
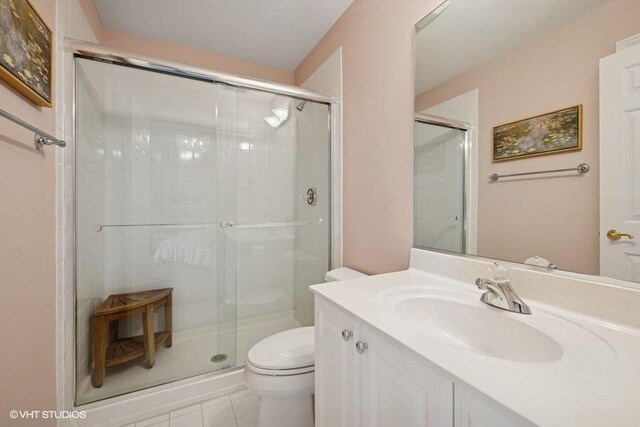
[393,296,563,363]
[381,285,614,365]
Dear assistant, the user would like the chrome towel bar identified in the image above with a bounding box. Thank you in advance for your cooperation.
[489,163,590,182]
[93,219,324,232]
[0,107,66,150]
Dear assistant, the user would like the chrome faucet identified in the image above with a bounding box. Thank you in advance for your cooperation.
[475,262,531,314]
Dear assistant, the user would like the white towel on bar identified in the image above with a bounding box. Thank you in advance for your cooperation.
[154,237,213,269]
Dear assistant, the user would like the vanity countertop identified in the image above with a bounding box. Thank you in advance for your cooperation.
[311,267,640,427]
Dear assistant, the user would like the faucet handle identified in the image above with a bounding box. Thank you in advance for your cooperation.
[475,278,491,290]
[488,262,510,283]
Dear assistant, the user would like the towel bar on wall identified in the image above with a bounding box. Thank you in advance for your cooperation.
[0,107,66,150]
[489,163,590,182]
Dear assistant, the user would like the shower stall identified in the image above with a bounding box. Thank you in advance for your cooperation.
[74,54,331,404]
[414,116,467,254]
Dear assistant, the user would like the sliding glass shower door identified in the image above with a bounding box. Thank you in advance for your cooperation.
[414,120,466,253]
[75,56,330,404]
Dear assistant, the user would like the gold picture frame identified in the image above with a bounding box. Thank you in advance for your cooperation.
[0,0,53,107]
[492,105,582,162]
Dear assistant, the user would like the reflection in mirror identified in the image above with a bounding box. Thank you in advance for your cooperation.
[414,0,640,283]
[414,116,467,254]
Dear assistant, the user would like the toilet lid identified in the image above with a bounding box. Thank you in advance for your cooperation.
[247,326,315,370]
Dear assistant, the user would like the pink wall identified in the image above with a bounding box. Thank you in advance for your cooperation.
[415,0,640,275]
[101,29,294,85]
[76,0,293,85]
[78,0,104,41]
[0,1,57,424]
[78,0,294,84]
[295,0,442,274]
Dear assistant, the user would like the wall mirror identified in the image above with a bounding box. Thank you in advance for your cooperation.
[414,0,640,283]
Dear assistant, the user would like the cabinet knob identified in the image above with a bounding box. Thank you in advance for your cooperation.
[355,341,368,354]
[341,329,353,341]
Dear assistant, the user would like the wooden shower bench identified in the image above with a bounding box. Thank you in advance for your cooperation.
[92,288,173,388]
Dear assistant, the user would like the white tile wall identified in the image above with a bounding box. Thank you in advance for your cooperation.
[226,90,298,321]
[296,47,343,324]
[300,47,343,270]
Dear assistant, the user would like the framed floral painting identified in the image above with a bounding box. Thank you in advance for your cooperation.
[0,0,53,107]
[493,105,582,162]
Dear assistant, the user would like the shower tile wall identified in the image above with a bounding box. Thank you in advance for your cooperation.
[101,70,220,334]
[90,65,217,335]
[231,92,296,320]
[75,58,322,404]
[297,48,342,324]
[76,60,300,366]
[75,61,106,385]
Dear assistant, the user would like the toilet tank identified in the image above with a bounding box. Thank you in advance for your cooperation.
[325,267,367,282]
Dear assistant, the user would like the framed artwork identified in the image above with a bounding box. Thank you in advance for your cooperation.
[492,105,582,162]
[0,0,53,107]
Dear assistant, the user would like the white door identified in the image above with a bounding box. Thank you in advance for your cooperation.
[315,297,360,427]
[358,324,453,427]
[600,41,640,281]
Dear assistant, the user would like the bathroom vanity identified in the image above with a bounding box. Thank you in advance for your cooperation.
[311,249,640,426]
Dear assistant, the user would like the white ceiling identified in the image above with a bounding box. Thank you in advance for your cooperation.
[92,0,354,70]
[415,0,611,95]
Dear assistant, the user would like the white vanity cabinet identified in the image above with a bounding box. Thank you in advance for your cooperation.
[454,383,528,427]
[358,323,454,426]
[315,295,360,426]
[315,296,531,427]
[315,297,453,426]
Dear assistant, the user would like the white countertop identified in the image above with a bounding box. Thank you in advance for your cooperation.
[311,268,640,427]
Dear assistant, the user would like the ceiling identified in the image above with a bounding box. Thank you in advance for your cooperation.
[415,0,611,95]
[93,0,354,70]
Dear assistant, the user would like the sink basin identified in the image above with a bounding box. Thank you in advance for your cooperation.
[382,285,613,365]
[393,295,562,363]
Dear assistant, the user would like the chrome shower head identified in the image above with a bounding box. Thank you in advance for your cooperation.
[296,101,308,112]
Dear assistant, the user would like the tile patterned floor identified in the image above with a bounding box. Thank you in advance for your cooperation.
[124,388,260,427]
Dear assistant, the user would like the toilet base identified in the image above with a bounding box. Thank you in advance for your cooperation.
[258,395,314,427]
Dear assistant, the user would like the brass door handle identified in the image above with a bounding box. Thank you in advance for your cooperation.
[607,229,635,241]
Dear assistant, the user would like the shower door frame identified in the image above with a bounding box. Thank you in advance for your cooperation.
[413,113,471,254]
[70,40,334,406]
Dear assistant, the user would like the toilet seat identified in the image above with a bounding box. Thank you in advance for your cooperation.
[247,326,315,375]
[246,361,314,376]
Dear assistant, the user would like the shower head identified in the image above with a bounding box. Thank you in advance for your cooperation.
[296,101,308,112]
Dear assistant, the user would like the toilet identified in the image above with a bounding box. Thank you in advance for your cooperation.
[244,267,366,427]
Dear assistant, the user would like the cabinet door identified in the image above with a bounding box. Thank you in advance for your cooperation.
[454,383,534,427]
[358,324,454,427]
[315,297,360,427]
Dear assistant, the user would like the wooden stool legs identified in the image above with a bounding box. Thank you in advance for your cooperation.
[142,303,155,368]
[165,293,172,348]
[91,288,173,387]
[92,317,107,388]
